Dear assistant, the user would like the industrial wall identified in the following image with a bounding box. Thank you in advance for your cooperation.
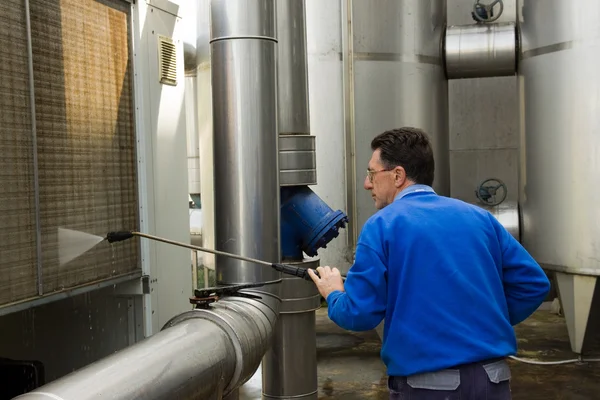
[306,0,521,274]
[447,0,519,203]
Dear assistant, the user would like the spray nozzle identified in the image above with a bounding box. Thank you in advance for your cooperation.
[106,231,135,243]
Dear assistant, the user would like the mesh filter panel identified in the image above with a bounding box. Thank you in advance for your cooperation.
[0,0,140,305]
[0,0,38,304]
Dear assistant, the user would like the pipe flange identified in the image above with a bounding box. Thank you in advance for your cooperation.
[162,307,246,395]
[280,293,322,314]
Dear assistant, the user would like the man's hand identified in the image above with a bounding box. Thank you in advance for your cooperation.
[308,266,345,299]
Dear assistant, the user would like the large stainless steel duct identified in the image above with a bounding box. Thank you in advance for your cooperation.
[444,22,518,79]
[209,0,282,398]
[518,0,600,354]
[210,0,281,289]
[13,296,278,400]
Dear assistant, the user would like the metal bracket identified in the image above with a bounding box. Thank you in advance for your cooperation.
[189,280,281,309]
[113,274,151,296]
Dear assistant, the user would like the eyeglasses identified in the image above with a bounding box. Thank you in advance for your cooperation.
[366,169,391,183]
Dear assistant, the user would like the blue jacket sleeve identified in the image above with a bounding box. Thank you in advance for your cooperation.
[490,215,551,325]
[326,222,387,331]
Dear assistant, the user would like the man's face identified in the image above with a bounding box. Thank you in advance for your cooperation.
[364,149,399,210]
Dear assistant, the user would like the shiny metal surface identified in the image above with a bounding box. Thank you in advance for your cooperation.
[271,2,318,398]
[14,296,277,400]
[445,22,517,79]
[279,259,321,314]
[210,7,281,288]
[518,0,600,353]
[210,0,276,42]
[518,0,600,276]
[351,0,449,232]
[277,0,310,135]
[210,1,283,398]
[263,260,319,400]
[279,135,317,186]
[341,0,358,249]
[263,312,318,399]
[475,201,520,242]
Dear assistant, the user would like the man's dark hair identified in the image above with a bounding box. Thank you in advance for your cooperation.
[370,127,435,186]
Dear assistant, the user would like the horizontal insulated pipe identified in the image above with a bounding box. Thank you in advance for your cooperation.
[14,295,278,400]
[444,22,518,79]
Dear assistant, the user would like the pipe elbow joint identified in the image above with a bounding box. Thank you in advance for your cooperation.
[280,186,348,259]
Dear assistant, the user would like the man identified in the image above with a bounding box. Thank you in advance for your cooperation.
[308,127,550,400]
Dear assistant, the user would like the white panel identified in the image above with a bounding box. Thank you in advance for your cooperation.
[135,1,192,332]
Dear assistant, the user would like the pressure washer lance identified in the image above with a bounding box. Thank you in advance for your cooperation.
[105,231,346,282]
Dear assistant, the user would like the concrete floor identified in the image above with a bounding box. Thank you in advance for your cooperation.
[238,306,600,399]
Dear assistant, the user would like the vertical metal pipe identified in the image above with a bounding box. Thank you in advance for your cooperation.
[277,0,309,136]
[24,0,44,295]
[271,2,319,398]
[209,1,282,397]
[210,0,281,287]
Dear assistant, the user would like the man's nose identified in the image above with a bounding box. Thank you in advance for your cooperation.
[364,176,372,190]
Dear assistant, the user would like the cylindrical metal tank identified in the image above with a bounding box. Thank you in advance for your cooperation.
[518,0,600,353]
[444,22,517,79]
[476,201,520,242]
[350,0,449,231]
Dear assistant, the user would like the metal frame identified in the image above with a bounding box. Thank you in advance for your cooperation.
[3,0,146,316]
[130,0,155,338]
[341,0,358,248]
[0,271,142,318]
[24,0,43,296]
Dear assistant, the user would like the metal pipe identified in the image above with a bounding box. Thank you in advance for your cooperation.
[210,0,281,288]
[444,22,518,79]
[277,0,309,136]
[271,1,321,398]
[13,296,278,400]
[210,1,282,398]
[341,0,358,248]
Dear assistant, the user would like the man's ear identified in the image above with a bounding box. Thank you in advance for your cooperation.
[394,166,406,188]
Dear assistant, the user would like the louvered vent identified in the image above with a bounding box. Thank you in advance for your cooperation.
[158,35,177,86]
